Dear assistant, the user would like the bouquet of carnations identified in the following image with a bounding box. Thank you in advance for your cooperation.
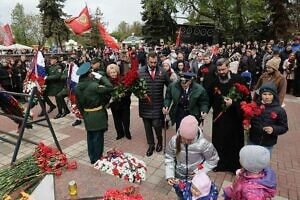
[240,101,265,129]
[99,186,144,200]
[0,142,77,197]
[111,66,150,103]
[240,101,265,144]
[94,149,147,183]
[213,82,250,123]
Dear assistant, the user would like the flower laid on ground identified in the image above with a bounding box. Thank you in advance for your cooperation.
[94,149,147,183]
[213,83,250,123]
[0,142,77,197]
[98,186,144,200]
[111,66,150,103]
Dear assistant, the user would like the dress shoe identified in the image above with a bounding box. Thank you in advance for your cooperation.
[37,112,45,117]
[26,124,33,129]
[60,111,70,118]
[116,135,124,140]
[156,143,163,152]
[54,113,62,119]
[72,120,82,126]
[125,133,132,140]
[47,106,56,113]
[146,145,155,157]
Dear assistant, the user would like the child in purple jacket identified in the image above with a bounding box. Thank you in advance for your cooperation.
[223,145,277,200]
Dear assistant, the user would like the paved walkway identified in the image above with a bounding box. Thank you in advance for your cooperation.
[1,95,300,199]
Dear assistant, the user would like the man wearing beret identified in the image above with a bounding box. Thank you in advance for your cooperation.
[163,72,209,130]
[75,62,113,164]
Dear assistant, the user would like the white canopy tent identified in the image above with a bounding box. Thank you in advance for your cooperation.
[0,43,33,50]
[0,45,8,50]
[122,35,144,46]
[65,39,78,51]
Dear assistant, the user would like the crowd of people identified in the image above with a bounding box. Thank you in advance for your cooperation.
[0,38,295,199]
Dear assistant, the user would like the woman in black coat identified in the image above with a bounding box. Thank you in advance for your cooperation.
[107,64,132,140]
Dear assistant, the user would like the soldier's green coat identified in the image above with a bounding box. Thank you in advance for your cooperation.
[75,76,113,131]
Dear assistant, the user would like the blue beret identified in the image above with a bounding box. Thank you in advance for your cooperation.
[76,62,91,76]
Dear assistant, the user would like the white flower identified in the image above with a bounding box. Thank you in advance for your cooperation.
[94,150,147,183]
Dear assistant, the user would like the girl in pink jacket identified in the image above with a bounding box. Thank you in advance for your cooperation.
[223,145,277,200]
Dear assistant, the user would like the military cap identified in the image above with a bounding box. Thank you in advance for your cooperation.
[50,55,58,60]
[76,62,92,76]
[179,72,196,83]
[68,56,76,62]
[92,57,101,64]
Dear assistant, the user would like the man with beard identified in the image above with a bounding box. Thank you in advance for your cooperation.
[138,52,170,157]
[207,58,250,173]
[253,57,286,105]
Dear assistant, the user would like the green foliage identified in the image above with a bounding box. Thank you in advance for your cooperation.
[37,0,70,47]
[110,21,143,41]
[11,3,28,44]
[141,0,177,46]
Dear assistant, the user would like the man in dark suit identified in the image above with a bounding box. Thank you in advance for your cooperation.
[138,52,170,157]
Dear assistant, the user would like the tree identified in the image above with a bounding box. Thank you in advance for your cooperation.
[111,21,143,41]
[268,0,292,40]
[173,0,270,42]
[141,0,177,46]
[37,0,70,48]
[11,3,28,44]
[25,14,45,46]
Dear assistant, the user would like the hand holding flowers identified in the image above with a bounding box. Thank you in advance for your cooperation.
[213,83,250,123]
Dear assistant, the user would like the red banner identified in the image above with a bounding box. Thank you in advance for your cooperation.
[64,6,92,35]
[175,27,181,47]
[0,24,14,46]
[98,21,119,50]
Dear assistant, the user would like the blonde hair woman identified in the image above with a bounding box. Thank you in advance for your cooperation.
[107,64,132,140]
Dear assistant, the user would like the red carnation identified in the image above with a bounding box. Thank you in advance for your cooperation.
[197,164,203,170]
[113,168,119,176]
[178,181,186,190]
[243,119,250,127]
[271,112,277,119]
[200,67,209,73]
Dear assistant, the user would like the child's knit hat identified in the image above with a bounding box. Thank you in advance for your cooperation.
[192,172,212,199]
[239,145,270,173]
[179,115,198,140]
[259,82,277,96]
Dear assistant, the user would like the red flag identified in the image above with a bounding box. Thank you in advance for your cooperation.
[0,24,14,46]
[98,21,119,50]
[175,27,181,47]
[64,6,92,35]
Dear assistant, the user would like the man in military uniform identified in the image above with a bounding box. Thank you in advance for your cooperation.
[75,62,113,164]
[38,55,65,117]
[91,57,106,75]
[54,57,73,119]
[163,72,209,130]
